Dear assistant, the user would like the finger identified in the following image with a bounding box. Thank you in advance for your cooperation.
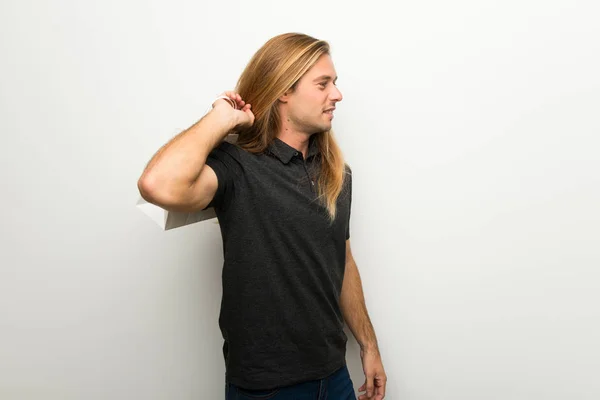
[223,91,239,104]
[366,375,375,398]
[358,380,371,399]
[246,108,255,125]
[224,97,237,109]
[223,92,242,109]
[377,375,387,398]
[213,95,236,109]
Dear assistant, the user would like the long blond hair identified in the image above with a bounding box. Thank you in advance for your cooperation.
[232,32,348,222]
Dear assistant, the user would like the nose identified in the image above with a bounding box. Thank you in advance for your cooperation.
[331,85,343,103]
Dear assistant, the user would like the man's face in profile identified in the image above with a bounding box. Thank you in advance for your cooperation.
[284,54,343,135]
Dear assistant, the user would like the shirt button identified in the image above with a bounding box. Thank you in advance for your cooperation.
[293,152,298,156]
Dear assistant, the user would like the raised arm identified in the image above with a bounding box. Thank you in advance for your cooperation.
[137,92,253,212]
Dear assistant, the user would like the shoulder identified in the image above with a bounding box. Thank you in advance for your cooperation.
[344,163,352,185]
[212,138,239,155]
[205,139,249,181]
[340,163,352,199]
[208,137,247,164]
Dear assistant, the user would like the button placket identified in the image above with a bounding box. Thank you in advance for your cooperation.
[302,162,315,195]
[294,151,315,195]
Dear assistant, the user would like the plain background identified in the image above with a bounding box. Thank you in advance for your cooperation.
[1,0,599,399]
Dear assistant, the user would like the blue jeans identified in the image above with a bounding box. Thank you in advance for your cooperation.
[225,364,357,399]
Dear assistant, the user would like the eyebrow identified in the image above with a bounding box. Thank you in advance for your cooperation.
[313,75,338,82]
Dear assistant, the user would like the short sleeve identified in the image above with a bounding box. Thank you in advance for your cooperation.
[203,141,242,211]
[345,164,352,240]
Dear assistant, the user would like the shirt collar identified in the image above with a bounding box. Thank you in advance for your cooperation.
[267,135,320,164]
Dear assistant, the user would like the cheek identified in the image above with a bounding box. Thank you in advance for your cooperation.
[290,92,325,120]
[294,103,319,119]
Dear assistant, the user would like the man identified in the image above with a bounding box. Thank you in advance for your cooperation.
[138,32,386,400]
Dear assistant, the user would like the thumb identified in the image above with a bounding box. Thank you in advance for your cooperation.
[241,105,255,125]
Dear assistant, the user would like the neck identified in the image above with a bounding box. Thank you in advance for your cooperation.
[276,129,312,159]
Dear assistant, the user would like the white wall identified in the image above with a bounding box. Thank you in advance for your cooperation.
[1,0,598,399]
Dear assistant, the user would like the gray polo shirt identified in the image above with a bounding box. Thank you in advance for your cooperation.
[203,134,352,390]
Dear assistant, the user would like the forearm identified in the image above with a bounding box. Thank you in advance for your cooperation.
[340,255,379,351]
[139,110,233,195]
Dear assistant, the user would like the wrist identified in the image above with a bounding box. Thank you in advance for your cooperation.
[205,108,237,136]
[360,342,379,352]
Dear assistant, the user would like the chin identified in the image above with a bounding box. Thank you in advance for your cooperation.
[312,126,330,134]
[318,120,332,131]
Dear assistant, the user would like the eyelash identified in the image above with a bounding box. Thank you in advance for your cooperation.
[319,82,337,88]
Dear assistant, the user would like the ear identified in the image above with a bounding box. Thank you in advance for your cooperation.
[279,90,291,103]
[279,84,296,103]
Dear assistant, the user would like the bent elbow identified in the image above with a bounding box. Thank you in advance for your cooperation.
[137,174,161,204]
[137,174,191,211]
